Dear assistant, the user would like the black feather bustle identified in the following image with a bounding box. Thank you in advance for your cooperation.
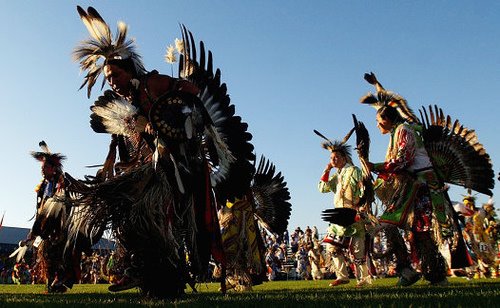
[251,155,292,234]
[420,105,494,196]
[177,25,256,202]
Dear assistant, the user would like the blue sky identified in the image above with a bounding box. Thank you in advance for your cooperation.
[0,1,499,234]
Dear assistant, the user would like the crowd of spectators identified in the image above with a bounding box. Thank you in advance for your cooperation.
[262,225,342,281]
[263,224,500,282]
[1,222,498,285]
[0,250,115,285]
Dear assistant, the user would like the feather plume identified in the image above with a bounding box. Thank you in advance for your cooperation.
[165,44,177,64]
[74,6,146,97]
[378,90,419,123]
[10,245,29,263]
[39,141,50,154]
[360,92,383,109]
[341,127,355,144]
[360,73,419,123]
[314,128,354,163]
[31,142,65,167]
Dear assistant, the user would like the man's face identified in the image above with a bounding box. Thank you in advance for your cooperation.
[376,113,392,135]
[329,151,346,169]
[103,64,133,97]
[41,163,56,179]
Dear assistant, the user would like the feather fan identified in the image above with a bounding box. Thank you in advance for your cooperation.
[90,90,139,136]
[419,105,494,196]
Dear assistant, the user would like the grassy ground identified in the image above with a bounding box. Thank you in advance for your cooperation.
[0,278,499,307]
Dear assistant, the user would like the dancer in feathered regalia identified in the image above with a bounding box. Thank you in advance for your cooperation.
[71,6,255,299]
[218,156,292,291]
[315,123,374,288]
[360,72,494,285]
[31,141,77,292]
[10,142,78,292]
[460,196,498,278]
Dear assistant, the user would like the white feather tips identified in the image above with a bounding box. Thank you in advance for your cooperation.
[92,99,138,136]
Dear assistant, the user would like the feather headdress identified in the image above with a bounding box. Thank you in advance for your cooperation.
[314,128,355,163]
[31,141,65,168]
[360,72,419,124]
[73,6,146,97]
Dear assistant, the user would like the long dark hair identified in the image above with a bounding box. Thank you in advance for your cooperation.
[377,105,404,125]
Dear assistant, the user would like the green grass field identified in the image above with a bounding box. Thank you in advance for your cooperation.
[0,278,499,307]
